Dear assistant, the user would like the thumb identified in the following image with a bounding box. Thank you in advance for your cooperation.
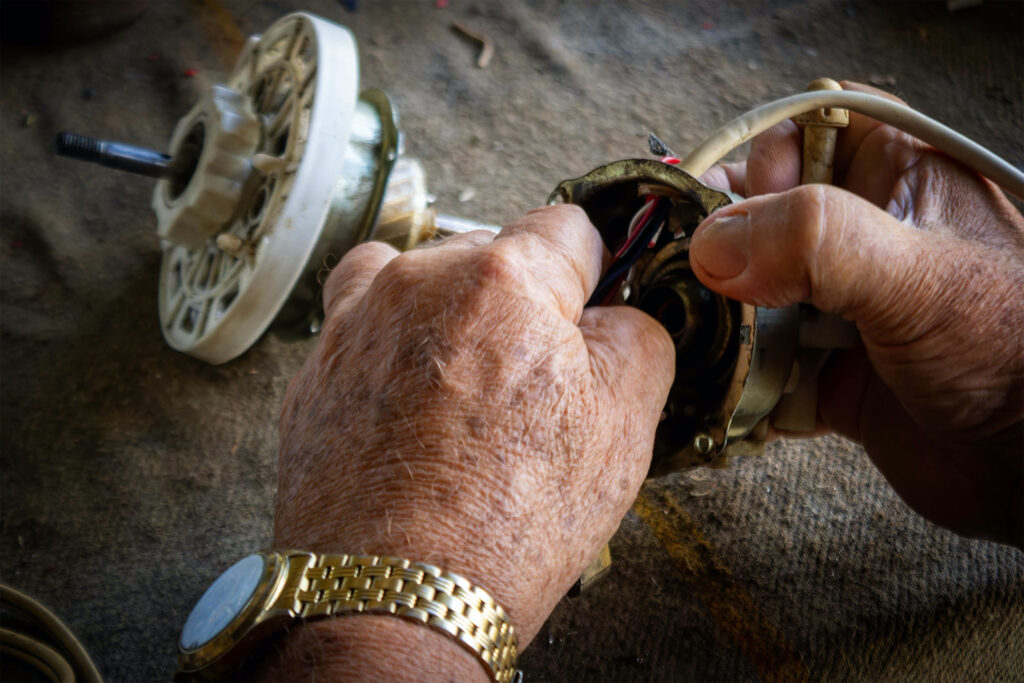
[688,184,960,345]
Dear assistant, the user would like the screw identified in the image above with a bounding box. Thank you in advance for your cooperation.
[215,234,247,257]
[56,131,180,180]
[693,433,714,455]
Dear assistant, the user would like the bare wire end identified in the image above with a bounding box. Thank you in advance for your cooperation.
[648,132,674,158]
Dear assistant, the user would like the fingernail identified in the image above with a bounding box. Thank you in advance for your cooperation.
[692,212,750,280]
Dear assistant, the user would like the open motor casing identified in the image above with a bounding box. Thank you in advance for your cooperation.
[550,159,808,474]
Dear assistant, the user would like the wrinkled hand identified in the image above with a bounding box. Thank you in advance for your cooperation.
[273,205,673,672]
[695,82,1024,547]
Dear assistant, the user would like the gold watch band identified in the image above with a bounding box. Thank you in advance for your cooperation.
[271,552,520,682]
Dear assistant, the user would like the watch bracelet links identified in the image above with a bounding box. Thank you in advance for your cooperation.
[284,553,520,683]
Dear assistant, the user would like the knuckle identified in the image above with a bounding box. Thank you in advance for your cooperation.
[367,254,424,309]
[436,229,493,248]
[786,184,831,256]
[528,203,595,243]
[326,241,397,295]
[529,202,588,225]
[474,241,527,288]
[554,202,589,225]
[377,252,420,286]
[339,240,392,270]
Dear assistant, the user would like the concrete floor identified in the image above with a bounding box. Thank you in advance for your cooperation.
[1,1,1022,680]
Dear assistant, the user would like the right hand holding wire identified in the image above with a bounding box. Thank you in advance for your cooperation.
[268,205,674,680]
[693,82,1024,547]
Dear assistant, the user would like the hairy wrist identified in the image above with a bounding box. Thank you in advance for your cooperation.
[273,461,583,644]
[254,615,488,682]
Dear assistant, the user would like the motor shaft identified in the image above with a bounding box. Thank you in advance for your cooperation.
[434,213,500,236]
[56,132,179,180]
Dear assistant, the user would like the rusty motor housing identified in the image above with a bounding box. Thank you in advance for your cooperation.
[550,159,811,475]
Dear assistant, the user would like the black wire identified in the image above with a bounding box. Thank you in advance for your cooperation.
[587,198,671,306]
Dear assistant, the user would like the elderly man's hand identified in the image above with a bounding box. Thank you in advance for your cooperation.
[267,205,674,679]
[696,82,1024,547]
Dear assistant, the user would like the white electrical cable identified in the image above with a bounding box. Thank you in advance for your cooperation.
[679,90,1024,199]
[1,585,103,683]
[619,198,655,253]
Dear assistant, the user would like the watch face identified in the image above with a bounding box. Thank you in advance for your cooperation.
[180,554,266,651]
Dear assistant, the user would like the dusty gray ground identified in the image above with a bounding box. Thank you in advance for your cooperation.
[1,1,1022,680]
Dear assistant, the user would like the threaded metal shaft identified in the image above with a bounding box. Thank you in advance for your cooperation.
[56,132,103,160]
[55,131,179,180]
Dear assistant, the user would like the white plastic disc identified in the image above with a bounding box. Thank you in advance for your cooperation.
[155,13,359,364]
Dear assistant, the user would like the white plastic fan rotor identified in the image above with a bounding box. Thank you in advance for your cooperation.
[154,13,362,364]
[54,11,495,364]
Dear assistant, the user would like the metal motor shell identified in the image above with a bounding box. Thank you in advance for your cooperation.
[550,159,799,473]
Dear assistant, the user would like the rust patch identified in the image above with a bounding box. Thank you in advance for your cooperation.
[633,483,807,683]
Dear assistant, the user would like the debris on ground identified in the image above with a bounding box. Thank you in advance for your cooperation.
[452,21,494,68]
[458,187,476,202]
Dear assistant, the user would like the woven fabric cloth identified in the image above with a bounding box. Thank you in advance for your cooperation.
[1,1,1020,679]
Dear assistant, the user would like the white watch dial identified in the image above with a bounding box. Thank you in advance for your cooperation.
[180,553,265,650]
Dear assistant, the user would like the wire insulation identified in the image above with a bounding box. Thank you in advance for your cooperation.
[0,584,103,683]
[590,199,671,306]
[678,90,1024,199]
[1,628,76,682]
[615,199,656,258]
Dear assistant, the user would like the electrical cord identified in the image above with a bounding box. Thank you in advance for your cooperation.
[0,584,103,683]
[0,628,76,682]
[677,90,1024,199]
[589,198,671,306]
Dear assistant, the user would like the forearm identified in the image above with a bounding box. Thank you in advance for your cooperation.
[255,616,488,682]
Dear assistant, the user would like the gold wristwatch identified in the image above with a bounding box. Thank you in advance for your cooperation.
[177,550,520,681]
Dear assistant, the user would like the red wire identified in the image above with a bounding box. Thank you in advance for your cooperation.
[614,200,656,258]
[599,157,678,305]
